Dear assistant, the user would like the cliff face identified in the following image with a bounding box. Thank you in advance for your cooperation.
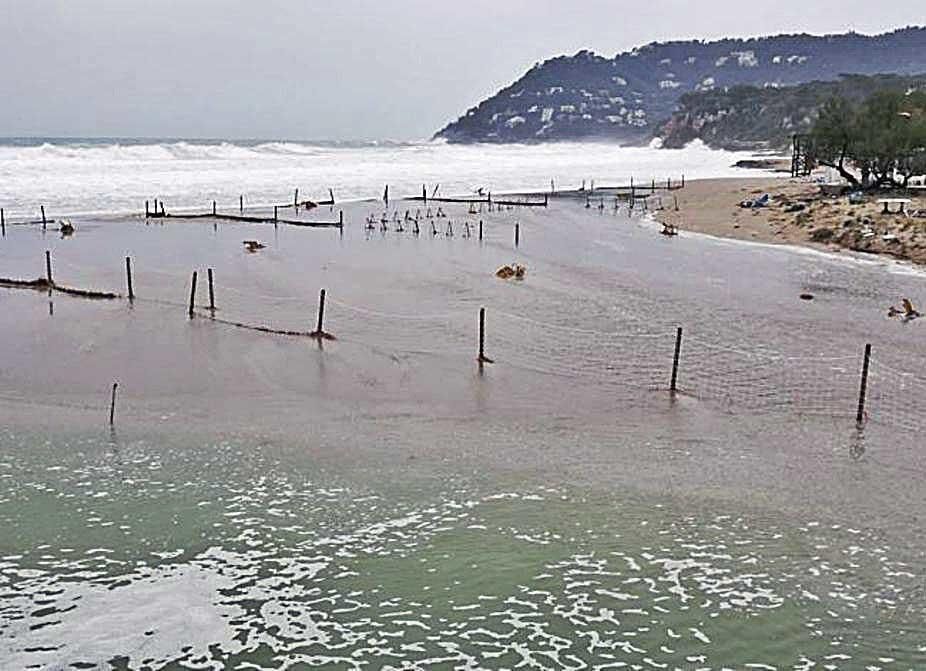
[435,27,926,144]
[657,74,926,150]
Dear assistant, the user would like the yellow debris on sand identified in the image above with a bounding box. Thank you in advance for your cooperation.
[496,264,526,280]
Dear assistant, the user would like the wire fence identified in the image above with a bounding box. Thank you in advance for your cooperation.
[3,250,924,434]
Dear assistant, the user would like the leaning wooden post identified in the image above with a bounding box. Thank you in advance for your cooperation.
[188,271,197,319]
[310,289,334,340]
[125,256,134,301]
[514,222,520,247]
[207,268,215,313]
[670,327,683,394]
[109,382,118,426]
[41,205,47,231]
[477,307,493,364]
[856,343,872,426]
[45,250,53,285]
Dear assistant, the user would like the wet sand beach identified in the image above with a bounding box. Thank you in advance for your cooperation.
[3,192,926,668]
[657,176,926,265]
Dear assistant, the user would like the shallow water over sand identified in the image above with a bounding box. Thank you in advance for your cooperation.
[2,195,926,668]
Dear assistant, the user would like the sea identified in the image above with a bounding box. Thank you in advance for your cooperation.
[0,136,757,218]
[2,137,926,670]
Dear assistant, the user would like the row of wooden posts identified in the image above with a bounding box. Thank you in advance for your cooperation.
[30,248,870,430]
[1,205,51,236]
[38,249,874,429]
[145,198,344,230]
[104,293,874,430]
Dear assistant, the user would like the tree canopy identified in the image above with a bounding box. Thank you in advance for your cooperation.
[808,89,926,189]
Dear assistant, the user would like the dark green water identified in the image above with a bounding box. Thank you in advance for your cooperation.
[2,425,924,670]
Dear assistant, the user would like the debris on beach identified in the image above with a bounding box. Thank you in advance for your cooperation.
[888,298,921,322]
[799,293,814,301]
[243,240,266,252]
[739,193,770,209]
[59,219,75,237]
[496,264,526,280]
[660,222,679,236]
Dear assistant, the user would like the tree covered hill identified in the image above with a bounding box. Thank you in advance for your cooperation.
[435,27,926,144]
[657,73,926,150]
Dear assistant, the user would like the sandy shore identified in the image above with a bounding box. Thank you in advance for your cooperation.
[656,177,926,265]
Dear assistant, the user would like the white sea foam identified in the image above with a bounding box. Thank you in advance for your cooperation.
[0,138,768,218]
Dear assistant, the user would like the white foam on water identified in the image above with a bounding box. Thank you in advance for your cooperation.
[0,139,767,218]
[1,563,244,669]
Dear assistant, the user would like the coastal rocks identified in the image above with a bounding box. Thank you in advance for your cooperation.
[810,227,834,242]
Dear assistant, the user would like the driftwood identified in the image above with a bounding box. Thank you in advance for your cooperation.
[0,277,119,300]
[163,212,342,228]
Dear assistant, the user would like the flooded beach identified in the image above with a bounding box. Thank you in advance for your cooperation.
[3,191,926,669]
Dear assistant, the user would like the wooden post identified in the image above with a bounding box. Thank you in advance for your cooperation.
[670,327,683,393]
[674,195,679,211]
[544,193,548,207]
[681,174,685,188]
[630,176,634,190]
[273,205,278,222]
[856,343,872,425]
[212,200,217,216]
[478,220,483,241]
[41,205,47,231]
[294,188,299,207]
[477,307,493,364]
[309,288,328,339]
[45,250,53,285]
[338,210,344,232]
[240,195,244,214]
[109,382,118,426]
[188,271,197,319]
[1,208,5,236]
[514,222,520,247]
[667,177,671,189]
[329,188,335,204]
[145,200,150,217]
[207,268,215,313]
[125,256,134,301]
[422,185,427,203]
[651,179,655,194]
[160,200,165,216]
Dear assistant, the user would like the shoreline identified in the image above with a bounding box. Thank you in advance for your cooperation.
[654,176,926,267]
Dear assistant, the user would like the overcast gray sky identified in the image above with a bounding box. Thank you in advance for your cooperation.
[0,0,922,140]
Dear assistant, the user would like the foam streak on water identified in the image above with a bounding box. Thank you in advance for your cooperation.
[0,138,762,218]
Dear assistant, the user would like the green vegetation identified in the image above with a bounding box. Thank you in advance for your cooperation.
[659,74,926,151]
[809,90,926,189]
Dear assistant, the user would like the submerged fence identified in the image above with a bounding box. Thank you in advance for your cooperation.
[3,247,924,436]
